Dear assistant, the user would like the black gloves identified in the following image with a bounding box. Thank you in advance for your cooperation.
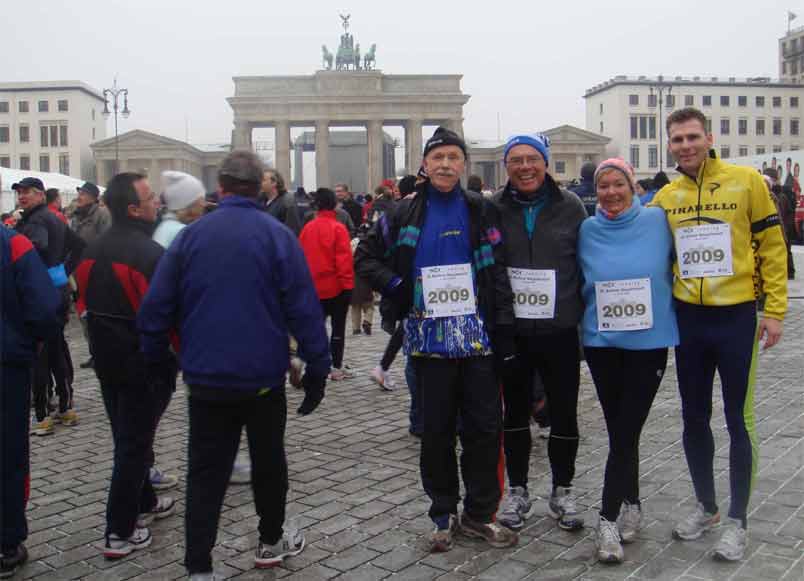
[297,372,326,415]
[494,325,518,384]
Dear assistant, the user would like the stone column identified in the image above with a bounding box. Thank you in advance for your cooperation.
[446,117,464,139]
[405,118,423,174]
[232,121,252,149]
[314,120,330,188]
[367,119,384,190]
[274,121,291,182]
[150,158,160,182]
[293,142,304,189]
[95,160,106,187]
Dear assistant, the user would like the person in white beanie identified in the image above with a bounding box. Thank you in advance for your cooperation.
[153,171,207,249]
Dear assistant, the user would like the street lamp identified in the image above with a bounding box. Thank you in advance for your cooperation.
[102,78,130,175]
[649,76,674,171]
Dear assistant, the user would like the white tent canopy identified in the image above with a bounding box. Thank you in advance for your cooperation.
[0,168,102,213]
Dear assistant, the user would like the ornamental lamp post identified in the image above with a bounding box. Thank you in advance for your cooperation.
[102,78,130,175]
[649,77,674,171]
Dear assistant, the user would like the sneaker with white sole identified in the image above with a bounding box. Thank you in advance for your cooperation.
[672,502,720,541]
[459,512,518,548]
[497,486,532,531]
[547,486,584,531]
[712,518,747,561]
[254,527,305,568]
[370,365,396,390]
[31,417,54,437]
[596,516,624,563]
[329,367,354,381]
[137,496,176,527]
[60,408,79,426]
[188,573,217,581]
[618,501,642,543]
[429,514,458,553]
[149,467,178,490]
[103,527,152,559]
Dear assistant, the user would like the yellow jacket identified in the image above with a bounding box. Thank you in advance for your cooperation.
[651,151,787,320]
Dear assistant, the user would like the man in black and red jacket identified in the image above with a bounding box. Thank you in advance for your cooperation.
[74,172,177,559]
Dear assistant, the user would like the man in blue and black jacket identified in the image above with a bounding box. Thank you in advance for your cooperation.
[1,227,62,578]
[138,150,330,578]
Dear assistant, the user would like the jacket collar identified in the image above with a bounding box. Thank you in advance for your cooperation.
[219,195,262,209]
[74,202,99,219]
[316,209,337,220]
[502,172,562,203]
[678,149,722,184]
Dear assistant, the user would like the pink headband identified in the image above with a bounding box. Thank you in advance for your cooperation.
[594,158,636,193]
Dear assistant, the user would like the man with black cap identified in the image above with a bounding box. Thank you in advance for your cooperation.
[492,133,588,533]
[356,127,518,552]
[570,161,598,216]
[71,181,111,369]
[13,177,81,436]
[138,150,331,578]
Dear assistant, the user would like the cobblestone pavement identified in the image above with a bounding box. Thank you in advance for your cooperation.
[22,255,804,580]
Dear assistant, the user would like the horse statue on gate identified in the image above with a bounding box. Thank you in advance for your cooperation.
[363,44,376,70]
[322,45,333,70]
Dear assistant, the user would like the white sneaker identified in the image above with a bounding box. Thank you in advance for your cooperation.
[712,518,747,561]
[497,486,532,530]
[596,516,624,563]
[254,527,305,568]
[103,527,152,558]
[547,486,584,531]
[137,496,176,527]
[329,367,354,381]
[673,502,720,540]
[188,573,217,581]
[618,501,642,543]
[370,365,396,390]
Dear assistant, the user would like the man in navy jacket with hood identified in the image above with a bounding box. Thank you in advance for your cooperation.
[138,150,330,578]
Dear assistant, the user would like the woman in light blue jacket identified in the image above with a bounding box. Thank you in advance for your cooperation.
[578,158,678,564]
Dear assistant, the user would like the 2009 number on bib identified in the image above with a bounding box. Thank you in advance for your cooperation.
[601,303,647,318]
[681,248,725,265]
[427,288,471,304]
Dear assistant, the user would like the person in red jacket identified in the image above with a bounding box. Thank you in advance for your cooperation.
[300,188,355,381]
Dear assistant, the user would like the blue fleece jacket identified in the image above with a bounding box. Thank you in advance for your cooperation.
[138,195,331,390]
[404,184,491,358]
[578,196,679,350]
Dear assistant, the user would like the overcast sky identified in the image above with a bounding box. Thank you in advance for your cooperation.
[5,0,802,146]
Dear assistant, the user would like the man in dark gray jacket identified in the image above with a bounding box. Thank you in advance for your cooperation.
[263,170,302,236]
[491,134,587,533]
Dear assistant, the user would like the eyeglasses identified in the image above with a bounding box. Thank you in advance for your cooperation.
[507,156,544,168]
[428,152,465,164]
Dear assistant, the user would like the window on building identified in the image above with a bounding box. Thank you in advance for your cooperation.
[667,148,674,167]
[0,156,9,168]
[756,146,766,154]
[630,145,640,169]
[648,116,656,139]
[773,145,782,153]
[794,60,800,75]
[720,118,730,135]
[91,108,96,121]
[57,99,68,112]
[738,96,747,107]
[639,116,648,139]
[555,160,566,174]
[666,94,675,108]
[720,146,730,159]
[756,96,765,107]
[49,125,58,147]
[58,154,69,176]
[685,95,694,107]
[19,155,30,170]
[38,100,48,112]
[59,125,68,147]
[738,146,749,157]
[629,94,639,106]
[792,96,800,108]
[702,95,712,107]
[738,118,747,135]
[39,154,50,173]
[792,145,800,151]
[0,102,8,113]
[704,117,712,133]
[92,127,96,140]
[648,94,657,108]
[773,96,781,107]
[791,118,800,136]
[773,118,783,135]
[630,116,638,139]
[0,126,8,143]
[18,101,28,113]
[720,95,730,107]
[19,124,29,143]
[599,103,603,114]
[40,125,48,147]
[756,119,765,135]
[648,145,658,168]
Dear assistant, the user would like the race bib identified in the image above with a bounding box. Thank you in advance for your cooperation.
[595,278,653,332]
[507,268,556,319]
[421,263,476,318]
[674,223,733,279]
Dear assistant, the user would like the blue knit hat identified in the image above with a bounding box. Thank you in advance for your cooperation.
[504,133,551,166]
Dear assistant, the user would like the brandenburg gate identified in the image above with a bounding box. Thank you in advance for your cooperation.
[227,16,468,188]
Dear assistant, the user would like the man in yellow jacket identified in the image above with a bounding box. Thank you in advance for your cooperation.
[651,107,787,562]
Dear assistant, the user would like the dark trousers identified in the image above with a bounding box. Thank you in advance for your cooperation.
[405,357,421,434]
[145,388,174,470]
[380,323,405,371]
[32,330,73,421]
[320,291,351,369]
[98,373,159,538]
[185,389,288,574]
[503,328,580,490]
[413,356,502,523]
[675,301,759,525]
[585,347,667,522]
[1,365,31,552]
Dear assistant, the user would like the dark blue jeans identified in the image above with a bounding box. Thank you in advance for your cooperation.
[1,364,30,552]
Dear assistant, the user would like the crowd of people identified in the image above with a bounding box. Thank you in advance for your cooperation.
[0,106,789,579]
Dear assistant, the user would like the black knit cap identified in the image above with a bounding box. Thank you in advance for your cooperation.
[422,126,467,159]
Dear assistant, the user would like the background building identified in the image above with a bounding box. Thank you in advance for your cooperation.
[0,81,106,181]
[780,24,804,83]
[585,75,804,178]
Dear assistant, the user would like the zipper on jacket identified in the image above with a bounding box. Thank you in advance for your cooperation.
[682,158,707,305]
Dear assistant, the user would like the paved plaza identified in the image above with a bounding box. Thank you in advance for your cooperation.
[20,251,804,580]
